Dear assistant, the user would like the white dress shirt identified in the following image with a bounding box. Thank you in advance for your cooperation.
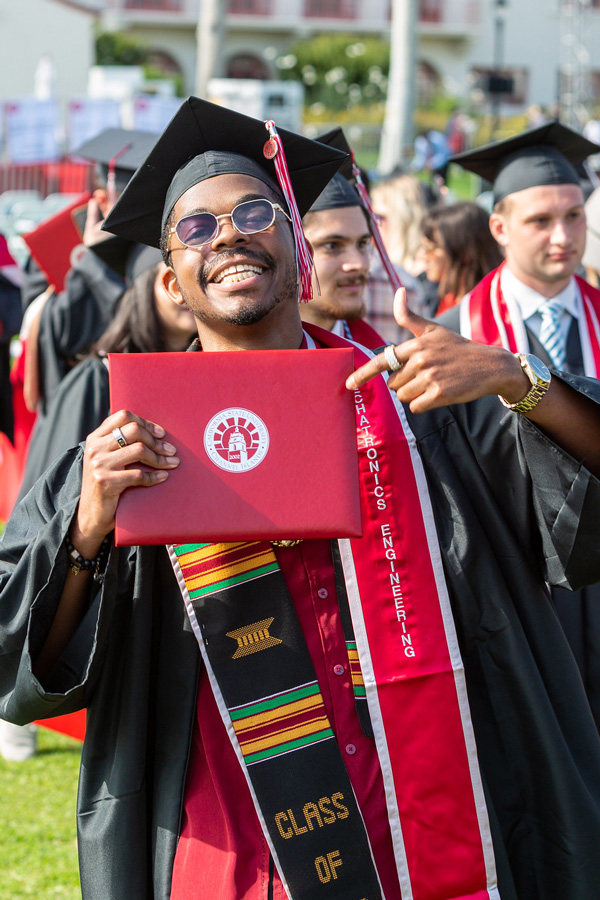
[500,266,579,348]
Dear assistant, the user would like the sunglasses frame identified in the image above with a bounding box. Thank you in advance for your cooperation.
[167,198,292,251]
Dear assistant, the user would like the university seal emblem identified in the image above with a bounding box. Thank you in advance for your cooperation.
[204,407,270,473]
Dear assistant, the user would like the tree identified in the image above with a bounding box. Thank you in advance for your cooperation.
[95,31,149,67]
[277,34,390,113]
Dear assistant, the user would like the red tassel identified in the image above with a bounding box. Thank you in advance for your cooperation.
[351,154,403,293]
[107,142,133,206]
[264,121,314,303]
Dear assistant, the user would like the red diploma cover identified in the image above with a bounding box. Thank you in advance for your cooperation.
[23,191,91,292]
[109,349,362,545]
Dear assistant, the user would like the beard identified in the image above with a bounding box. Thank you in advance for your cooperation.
[177,249,298,327]
[317,284,367,323]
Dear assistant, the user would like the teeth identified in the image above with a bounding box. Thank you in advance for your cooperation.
[214,264,264,284]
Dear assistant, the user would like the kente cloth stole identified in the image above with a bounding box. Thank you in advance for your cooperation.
[168,325,500,900]
[461,262,600,376]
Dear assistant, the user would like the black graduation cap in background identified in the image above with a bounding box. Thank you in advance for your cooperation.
[306,128,362,213]
[103,97,348,248]
[90,236,163,285]
[316,128,354,181]
[73,128,159,175]
[450,120,600,203]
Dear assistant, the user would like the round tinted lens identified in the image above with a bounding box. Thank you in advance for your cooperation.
[232,199,275,234]
[176,213,218,247]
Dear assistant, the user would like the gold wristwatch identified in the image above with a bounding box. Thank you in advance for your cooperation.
[499,353,551,414]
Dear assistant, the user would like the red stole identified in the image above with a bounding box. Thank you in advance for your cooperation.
[346,317,386,351]
[170,323,501,900]
[461,263,600,376]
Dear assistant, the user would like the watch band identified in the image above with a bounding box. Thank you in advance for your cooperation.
[499,352,551,414]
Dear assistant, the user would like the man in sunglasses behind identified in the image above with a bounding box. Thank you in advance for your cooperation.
[2,98,600,900]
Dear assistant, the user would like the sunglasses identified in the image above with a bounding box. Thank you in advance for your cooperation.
[168,198,292,250]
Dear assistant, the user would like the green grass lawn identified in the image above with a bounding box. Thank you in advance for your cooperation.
[0,727,82,899]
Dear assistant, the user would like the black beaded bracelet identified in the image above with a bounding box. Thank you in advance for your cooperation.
[65,535,110,581]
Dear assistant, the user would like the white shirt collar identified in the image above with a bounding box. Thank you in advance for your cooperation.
[331,319,347,338]
[501,266,580,321]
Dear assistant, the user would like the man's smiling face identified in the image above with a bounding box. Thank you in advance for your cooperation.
[163,173,299,343]
[301,205,372,331]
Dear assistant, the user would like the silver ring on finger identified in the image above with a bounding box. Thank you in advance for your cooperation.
[384,344,402,372]
[112,426,128,449]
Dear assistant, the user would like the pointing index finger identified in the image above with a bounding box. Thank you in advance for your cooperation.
[346,348,393,391]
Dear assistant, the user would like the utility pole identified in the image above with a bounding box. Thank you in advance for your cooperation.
[378,0,418,175]
[195,0,226,99]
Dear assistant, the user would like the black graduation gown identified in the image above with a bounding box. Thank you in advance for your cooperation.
[0,272,22,442]
[17,357,110,501]
[36,249,124,412]
[1,373,600,900]
[440,303,600,732]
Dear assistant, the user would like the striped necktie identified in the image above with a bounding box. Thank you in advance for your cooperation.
[538,298,566,369]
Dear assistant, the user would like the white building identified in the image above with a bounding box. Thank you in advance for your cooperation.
[0,0,98,110]
[95,0,600,120]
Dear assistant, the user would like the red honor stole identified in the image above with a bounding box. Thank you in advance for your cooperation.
[462,262,600,376]
[169,326,500,900]
[346,317,386,352]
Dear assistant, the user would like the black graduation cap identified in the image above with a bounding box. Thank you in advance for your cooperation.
[306,128,361,213]
[307,174,362,213]
[450,120,600,203]
[316,128,354,181]
[73,128,159,173]
[90,236,162,285]
[102,97,348,248]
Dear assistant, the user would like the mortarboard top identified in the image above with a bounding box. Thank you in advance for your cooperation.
[306,128,361,213]
[73,128,159,174]
[102,97,348,249]
[306,174,362,213]
[90,236,163,285]
[449,120,600,204]
[316,127,354,181]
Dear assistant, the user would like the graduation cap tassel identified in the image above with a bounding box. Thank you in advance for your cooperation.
[351,155,403,294]
[264,121,314,303]
[106,142,133,206]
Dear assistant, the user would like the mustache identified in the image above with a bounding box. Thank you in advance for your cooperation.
[200,248,277,290]
[336,275,368,286]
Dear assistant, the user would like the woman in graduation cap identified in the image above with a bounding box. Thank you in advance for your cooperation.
[1,100,600,900]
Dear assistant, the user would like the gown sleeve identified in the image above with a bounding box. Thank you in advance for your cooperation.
[0,446,120,725]
[416,370,600,592]
[515,371,600,589]
[37,250,124,407]
[17,358,110,502]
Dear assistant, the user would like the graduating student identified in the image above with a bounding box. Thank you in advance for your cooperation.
[30,129,158,411]
[304,128,423,346]
[300,168,383,348]
[445,121,600,729]
[16,241,196,500]
[1,99,600,900]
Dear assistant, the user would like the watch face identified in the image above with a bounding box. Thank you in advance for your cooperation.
[525,354,551,383]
